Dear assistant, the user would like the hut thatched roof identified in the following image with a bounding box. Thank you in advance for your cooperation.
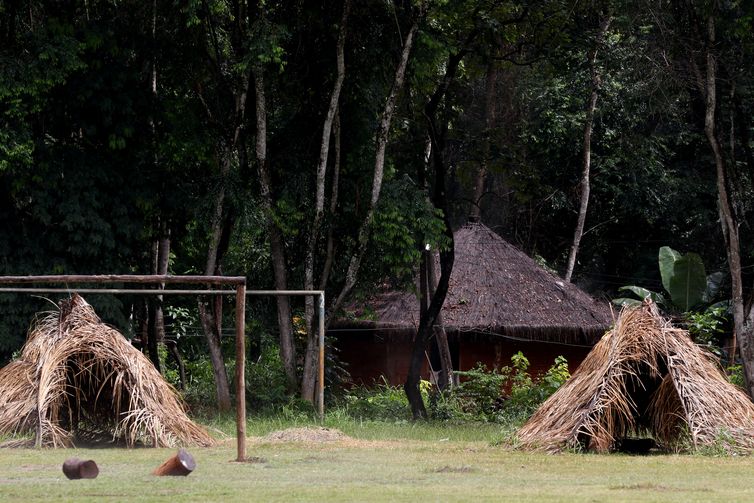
[517,302,754,453]
[0,294,214,448]
[336,222,611,344]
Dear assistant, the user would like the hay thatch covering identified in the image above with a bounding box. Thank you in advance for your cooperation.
[0,294,214,448]
[334,223,611,345]
[517,301,754,453]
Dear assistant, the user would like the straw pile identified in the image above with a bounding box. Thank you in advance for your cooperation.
[0,294,214,448]
[517,301,754,453]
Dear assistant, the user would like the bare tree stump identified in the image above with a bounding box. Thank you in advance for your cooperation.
[152,448,196,476]
[62,458,99,480]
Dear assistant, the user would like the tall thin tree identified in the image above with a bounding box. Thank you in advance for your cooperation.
[252,62,298,393]
[564,13,611,283]
[700,14,754,396]
[329,2,427,320]
[302,0,352,402]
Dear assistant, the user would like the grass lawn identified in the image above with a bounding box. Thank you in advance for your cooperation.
[1,419,753,502]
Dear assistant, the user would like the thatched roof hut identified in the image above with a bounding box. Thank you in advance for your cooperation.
[337,222,611,344]
[517,301,754,453]
[331,223,612,384]
[0,294,214,448]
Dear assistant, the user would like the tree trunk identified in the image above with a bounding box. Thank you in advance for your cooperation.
[405,137,454,418]
[197,151,233,412]
[702,16,754,397]
[198,297,231,411]
[419,250,429,321]
[181,0,252,410]
[564,15,611,283]
[405,37,470,417]
[137,299,149,354]
[146,234,169,372]
[426,251,453,390]
[253,67,297,393]
[151,223,170,373]
[166,339,186,390]
[146,295,160,372]
[469,60,496,222]
[145,0,162,373]
[329,7,425,319]
[154,228,186,390]
[403,22,479,417]
[732,91,754,352]
[301,0,351,403]
[319,110,341,291]
[417,134,453,391]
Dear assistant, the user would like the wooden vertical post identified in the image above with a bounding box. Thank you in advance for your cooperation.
[235,283,246,462]
[318,292,325,420]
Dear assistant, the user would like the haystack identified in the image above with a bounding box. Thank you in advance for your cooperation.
[517,301,754,453]
[0,294,214,448]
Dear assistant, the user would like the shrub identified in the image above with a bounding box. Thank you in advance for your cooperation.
[450,363,506,419]
[341,378,412,421]
[246,342,289,411]
[727,364,744,388]
[338,378,434,421]
[433,352,570,424]
[330,353,570,425]
[686,305,730,358]
[181,355,231,410]
[157,342,181,388]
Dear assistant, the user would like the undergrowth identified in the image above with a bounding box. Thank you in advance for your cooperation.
[173,350,569,445]
[192,351,573,444]
[336,352,570,428]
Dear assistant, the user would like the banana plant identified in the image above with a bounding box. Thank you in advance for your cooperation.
[613,246,724,312]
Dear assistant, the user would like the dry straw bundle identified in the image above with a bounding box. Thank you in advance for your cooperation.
[0,294,214,448]
[517,301,754,453]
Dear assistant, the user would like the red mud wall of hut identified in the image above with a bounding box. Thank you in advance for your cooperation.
[459,339,590,378]
[334,331,590,386]
[335,332,429,385]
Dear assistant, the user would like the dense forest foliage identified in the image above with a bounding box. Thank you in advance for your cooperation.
[1,1,753,407]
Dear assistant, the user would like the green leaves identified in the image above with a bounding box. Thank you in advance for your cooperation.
[368,177,450,285]
[0,16,86,173]
[658,246,707,312]
[613,246,718,313]
[0,130,33,172]
[613,285,666,308]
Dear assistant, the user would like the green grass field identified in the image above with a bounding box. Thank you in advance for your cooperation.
[1,419,753,502]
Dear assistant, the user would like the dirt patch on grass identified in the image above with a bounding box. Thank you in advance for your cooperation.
[609,483,673,491]
[236,456,267,464]
[432,465,475,473]
[609,483,712,493]
[261,427,351,443]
